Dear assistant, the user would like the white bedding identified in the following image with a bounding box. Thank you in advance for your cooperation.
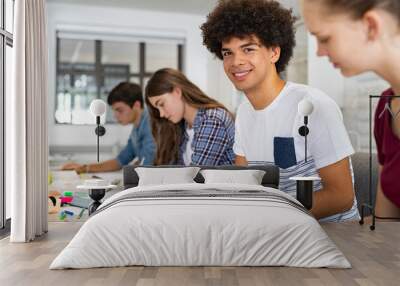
[50,183,350,269]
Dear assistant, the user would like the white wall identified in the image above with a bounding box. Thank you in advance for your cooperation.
[47,2,213,149]
[341,74,389,152]
[206,55,237,112]
[286,21,308,85]
[307,34,345,107]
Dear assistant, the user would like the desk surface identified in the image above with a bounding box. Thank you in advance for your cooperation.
[48,169,123,222]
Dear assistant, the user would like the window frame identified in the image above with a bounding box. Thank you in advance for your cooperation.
[0,0,14,232]
[55,34,184,125]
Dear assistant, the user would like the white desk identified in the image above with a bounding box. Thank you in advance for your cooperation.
[48,169,123,222]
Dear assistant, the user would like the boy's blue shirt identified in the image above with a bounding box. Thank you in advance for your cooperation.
[116,110,155,166]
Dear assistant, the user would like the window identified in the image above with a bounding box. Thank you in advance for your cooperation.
[55,34,184,125]
[1,0,14,232]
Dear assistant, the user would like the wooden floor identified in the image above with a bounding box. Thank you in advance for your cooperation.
[0,221,399,286]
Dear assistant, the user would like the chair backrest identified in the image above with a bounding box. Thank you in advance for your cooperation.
[123,164,280,190]
[351,152,378,214]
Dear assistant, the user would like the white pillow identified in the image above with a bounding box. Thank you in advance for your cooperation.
[200,169,266,185]
[135,167,200,186]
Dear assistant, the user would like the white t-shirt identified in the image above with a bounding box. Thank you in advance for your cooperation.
[234,81,359,222]
[183,127,194,165]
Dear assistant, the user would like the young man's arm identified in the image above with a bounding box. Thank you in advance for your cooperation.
[312,157,354,219]
[235,154,354,219]
[80,159,121,173]
[115,136,136,167]
[304,92,356,219]
[63,159,121,174]
[138,118,156,165]
[62,135,136,174]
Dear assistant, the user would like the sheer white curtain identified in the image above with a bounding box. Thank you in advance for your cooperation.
[10,0,48,242]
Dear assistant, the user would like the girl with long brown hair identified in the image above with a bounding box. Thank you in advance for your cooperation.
[145,68,235,166]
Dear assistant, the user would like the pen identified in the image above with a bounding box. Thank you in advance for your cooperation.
[77,208,85,219]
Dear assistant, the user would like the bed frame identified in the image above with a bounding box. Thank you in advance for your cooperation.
[123,165,280,190]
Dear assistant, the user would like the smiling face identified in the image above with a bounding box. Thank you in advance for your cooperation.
[147,87,185,124]
[221,35,281,94]
[302,1,382,77]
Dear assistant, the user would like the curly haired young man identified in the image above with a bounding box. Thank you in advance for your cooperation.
[201,0,359,222]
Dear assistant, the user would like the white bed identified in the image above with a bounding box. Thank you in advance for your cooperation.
[50,183,350,269]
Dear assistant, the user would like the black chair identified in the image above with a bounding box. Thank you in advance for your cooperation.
[351,152,378,230]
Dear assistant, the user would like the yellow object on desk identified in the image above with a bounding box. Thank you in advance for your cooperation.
[48,172,53,185]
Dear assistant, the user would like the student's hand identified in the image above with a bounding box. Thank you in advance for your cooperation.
[62,162,82,171]
[62,163,89,174]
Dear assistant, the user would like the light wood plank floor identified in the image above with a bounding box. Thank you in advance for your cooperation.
[0,221,399,286]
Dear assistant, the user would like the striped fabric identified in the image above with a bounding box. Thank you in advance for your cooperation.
[248,158,360,222]
[179,108,235,166]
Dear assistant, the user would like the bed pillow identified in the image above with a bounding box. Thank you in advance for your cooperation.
[200,169,266,185]
[135,167,200,186]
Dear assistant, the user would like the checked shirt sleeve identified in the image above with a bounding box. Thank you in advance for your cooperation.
[191,117,230,166]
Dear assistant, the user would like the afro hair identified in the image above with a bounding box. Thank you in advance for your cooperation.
[201,0,297,73]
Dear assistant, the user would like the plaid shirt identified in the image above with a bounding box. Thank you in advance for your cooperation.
[179,108,235,166]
